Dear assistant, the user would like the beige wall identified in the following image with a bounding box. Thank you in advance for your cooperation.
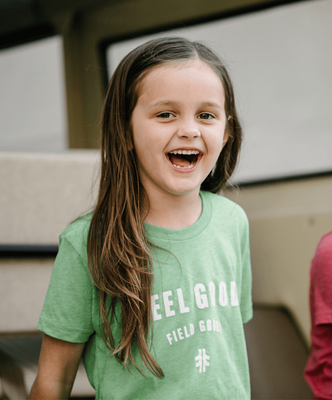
[0,151,98,335]
[225,176,332,343]
[0,151,99,245]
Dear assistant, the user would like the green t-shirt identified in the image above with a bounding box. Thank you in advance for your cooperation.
[38,191,252,399]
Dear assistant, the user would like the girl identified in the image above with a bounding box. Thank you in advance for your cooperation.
[30,37,252,399]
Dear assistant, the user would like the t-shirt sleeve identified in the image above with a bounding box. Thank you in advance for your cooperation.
[239,211,253,324]
[310,233,332,326]
[37,235,95,343]
[305,232,332,398]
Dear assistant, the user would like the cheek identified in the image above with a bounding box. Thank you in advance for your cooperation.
[132,127,151,160]
[205,133,227,167]
[210,131,227,152]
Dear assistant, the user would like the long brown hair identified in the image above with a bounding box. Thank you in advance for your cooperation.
[87,37,242,378]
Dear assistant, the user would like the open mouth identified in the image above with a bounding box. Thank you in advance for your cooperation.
[167,150,201,169]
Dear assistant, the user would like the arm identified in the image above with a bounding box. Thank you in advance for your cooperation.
[306,323,332,400]
[29,334,85,400]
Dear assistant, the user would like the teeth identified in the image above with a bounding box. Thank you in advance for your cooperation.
[169,150,200,155]
[173,163,195,169]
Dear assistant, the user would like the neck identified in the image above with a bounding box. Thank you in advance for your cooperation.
[142,188,202,229]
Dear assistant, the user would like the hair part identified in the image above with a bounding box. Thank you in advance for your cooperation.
[87,36,242,378]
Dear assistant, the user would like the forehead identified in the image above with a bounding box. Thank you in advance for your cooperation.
[138,59,225,103]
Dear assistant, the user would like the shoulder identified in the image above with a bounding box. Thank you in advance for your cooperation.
[311,230,332,275]
[316,231,332,255]
[310,231,332,322]
[59,212,93,256]
[201,190,249,225]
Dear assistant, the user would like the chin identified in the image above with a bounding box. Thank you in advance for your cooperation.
[167,185,201,197]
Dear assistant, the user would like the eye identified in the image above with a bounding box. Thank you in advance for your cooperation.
[198,113,215,120]
[157,112,174,119]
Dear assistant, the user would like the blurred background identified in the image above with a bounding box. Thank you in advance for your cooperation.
[0,0,331,398]
[1,0,332,182]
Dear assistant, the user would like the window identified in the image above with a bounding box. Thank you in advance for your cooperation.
[0,36,67,152]
[106,0,332,183]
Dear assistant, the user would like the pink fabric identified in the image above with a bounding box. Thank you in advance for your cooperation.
[305,231,332,399]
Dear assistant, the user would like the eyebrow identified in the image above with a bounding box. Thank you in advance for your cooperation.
[149,100,223,109]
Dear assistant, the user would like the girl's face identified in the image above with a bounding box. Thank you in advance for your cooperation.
[131,59,228,201]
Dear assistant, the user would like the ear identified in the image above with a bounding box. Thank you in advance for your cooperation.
[223,130,229,146]
[222,115,232,146]
[126,132,134,151]
[127,140,134,151]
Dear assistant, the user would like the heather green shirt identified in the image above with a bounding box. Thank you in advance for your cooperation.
[38,191,252,399]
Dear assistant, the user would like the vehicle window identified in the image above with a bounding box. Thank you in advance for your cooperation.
[0,36,67,152]
[106,0,332,183]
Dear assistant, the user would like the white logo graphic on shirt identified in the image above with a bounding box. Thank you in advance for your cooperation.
[152,281,239,322]
[195,349,210,373]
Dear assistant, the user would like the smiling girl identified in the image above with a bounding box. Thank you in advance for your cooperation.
[30,37,252,400]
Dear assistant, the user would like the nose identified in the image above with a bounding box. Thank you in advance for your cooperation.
[177,119,201,139]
